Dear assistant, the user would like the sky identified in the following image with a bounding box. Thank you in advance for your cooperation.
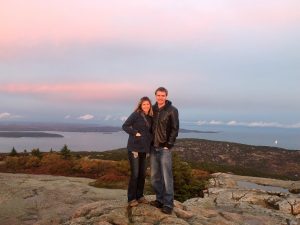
[1,0,300,129]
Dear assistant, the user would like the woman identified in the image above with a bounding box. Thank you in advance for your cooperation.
[122,96,153,207]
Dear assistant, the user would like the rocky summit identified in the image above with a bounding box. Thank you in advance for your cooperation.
[0,172,299,225]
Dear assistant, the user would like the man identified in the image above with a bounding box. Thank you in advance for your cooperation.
[150,87,179,214]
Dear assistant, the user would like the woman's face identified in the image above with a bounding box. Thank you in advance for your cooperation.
[141,101,151,114]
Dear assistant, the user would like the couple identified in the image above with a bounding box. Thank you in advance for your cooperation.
[122,87,179,214]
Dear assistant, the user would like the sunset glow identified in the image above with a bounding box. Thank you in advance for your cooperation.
[0,82,150,101]
[0,0,299,125]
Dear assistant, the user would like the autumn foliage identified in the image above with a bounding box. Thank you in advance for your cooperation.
[1,149,129,180]
[0,147,209,202]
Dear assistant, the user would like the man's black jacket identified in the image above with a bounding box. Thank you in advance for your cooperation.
[152,100,179,148]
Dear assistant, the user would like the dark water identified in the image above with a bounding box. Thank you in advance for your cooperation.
[0,127,299,153]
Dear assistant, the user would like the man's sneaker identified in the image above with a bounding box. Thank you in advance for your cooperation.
[137,197,148,204]
[150,200,163,208]
[161,206,173,214]
[128,200,138,207]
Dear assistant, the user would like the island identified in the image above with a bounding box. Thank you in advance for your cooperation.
[0,132,64,138]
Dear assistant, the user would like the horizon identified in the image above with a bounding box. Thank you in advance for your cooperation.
[1,120,300,151]
[1,125,299,152]
[1,119,300,130]
[1,1,299,129]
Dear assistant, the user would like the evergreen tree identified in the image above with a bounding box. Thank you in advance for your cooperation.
[60,144,71,159]
[173,153,206,202]
[23,149,29,156]
[9,147,18,157]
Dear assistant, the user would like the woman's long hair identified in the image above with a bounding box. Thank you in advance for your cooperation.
[134,96,153,116]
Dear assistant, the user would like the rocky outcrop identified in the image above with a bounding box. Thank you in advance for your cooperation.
[208,173,300,217]
[289,183,300,194]
[64,197,196,225]
[1,172,299,225]
[65,194,299,225]
[0,172,126,225]
[65,173,300,225]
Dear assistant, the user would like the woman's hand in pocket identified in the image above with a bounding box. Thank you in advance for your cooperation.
[132,151,138,158]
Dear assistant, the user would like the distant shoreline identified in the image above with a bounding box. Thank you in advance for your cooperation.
[0,132,64,138]
[179,128,219,133]
[0,128,217,137]
[0,123,217,134]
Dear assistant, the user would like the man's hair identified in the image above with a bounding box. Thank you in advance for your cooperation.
[155,87,168,96]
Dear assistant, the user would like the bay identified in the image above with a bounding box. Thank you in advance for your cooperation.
[0,126,299,153]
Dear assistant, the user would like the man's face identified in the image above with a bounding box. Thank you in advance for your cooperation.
[155,91,167,106]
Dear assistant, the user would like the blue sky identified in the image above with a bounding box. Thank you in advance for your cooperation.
[0,0,300,129]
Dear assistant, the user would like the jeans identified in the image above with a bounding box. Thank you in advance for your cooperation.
[127,151,147,202]
[150,147,174,209]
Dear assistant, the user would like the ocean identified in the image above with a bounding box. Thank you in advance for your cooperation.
[0,126,299,153]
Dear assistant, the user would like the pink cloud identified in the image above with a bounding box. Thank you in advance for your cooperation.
[0,82,152,102]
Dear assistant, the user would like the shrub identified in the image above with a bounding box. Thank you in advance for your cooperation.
[25,156,40,168]
[173,153,207,202]
[40,153,73,174]
[31,148,42,159]
[115,160,130,176]
[4,156,19,171]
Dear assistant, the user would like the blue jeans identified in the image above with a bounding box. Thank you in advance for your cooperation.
[150,148,174,209]
[127,151,147,202]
